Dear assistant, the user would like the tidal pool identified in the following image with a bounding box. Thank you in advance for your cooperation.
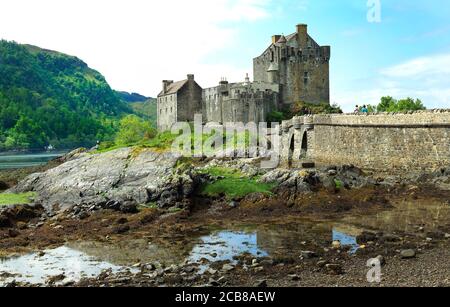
[1,198,448,286]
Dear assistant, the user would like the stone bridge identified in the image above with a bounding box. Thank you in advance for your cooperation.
[276,110,450,172]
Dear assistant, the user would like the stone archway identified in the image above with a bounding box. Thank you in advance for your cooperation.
[300,131,308,159]
[288,134,295,168]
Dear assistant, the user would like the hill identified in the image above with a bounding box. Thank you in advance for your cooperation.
[115,91,150,103]
[129,98,157,126]
[0,40,132,150]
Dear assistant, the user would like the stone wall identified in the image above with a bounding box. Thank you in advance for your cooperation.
[203,81,278,124]
[281,111,450,172]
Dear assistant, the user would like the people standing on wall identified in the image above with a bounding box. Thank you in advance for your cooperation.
[361,105,369,114]
[354,105,360,114]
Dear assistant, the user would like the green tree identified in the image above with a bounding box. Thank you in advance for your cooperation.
[115,115,156,146]
[377,96,396,112]
[376,96,426,112]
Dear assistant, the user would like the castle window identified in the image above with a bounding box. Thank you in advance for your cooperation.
[271,51,274,62]
[304,72,309,86]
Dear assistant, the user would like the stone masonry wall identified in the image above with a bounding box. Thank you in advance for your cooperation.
[281,111,450,172]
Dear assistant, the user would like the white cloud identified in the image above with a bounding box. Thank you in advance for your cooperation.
[0,0,272,96]
[381,53,450,78]
[333,53,450,112]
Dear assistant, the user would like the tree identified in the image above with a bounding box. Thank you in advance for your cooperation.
[115,115,156,146]
[377,96,396,112]
[376,96,426,112]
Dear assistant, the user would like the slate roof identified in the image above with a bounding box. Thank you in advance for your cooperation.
[158,79,188,97]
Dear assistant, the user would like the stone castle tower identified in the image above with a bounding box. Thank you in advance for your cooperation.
[253,24,330,106]
[157,23,330,131]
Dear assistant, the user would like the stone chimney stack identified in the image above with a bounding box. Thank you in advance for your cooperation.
[162,80,173,94]
[187,74,195,81]
[296,24,308,48]
[272,35,281,44]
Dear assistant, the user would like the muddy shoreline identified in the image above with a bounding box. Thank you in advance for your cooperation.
[1,182,449,287]
[1,150,450,287]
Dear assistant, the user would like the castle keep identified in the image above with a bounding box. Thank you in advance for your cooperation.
[253,24,330,106]
[157,24,330,131]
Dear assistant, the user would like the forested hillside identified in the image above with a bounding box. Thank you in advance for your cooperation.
[0,41,133,150]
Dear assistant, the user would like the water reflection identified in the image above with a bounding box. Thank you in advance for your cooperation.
[1,199,448,286]
[0,246,129,286]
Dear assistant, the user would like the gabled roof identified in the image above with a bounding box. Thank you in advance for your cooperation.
[158,79,188,97]
[286,32,297,41]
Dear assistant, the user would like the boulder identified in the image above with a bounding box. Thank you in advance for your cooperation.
[11,148,190,213]
[400,249,416,259]
[0,180,9,190]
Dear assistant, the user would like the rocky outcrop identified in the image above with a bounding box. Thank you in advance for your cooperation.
[10,148,191,213]
[259,165,377,194]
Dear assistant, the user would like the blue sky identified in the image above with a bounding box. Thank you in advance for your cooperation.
[209,0,450,110]
[1,0,450,111]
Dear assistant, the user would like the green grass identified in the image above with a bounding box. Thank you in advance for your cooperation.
[0,192,37,206]
[200,178,275,200]
[334,179,344,190]
[197,166,243,179]
[198,166,275,199]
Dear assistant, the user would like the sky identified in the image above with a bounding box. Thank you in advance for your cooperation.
[1,0,450,111]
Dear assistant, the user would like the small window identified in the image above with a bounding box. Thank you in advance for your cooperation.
[304,72,309,85]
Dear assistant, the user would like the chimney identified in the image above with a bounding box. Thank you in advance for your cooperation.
[296,24,308,48]
[272,35,281,44]
[162,80,173,94]
[187,74,194,81]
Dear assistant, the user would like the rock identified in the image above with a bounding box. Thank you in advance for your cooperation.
[400,249,416,259]
[445,233,450,239]
[222,264,235,272]
[10,149,186,214]
[0,180,9,190]
[325,264,343,275]
[331,241,342,249]
[301,251,317,259]
[252,259,259,266]
[0,215,12,228]
[47,274,66,285]
[328,170,337,176]
[316,260,328,268]
[228,201,239,209]
[357,231,378,244]
[116,217,129,225]
[381,234,401,243]
[8,229,20,238]
[260,259,274,267]
[105,200,121,211]
[255,280,268,288]
[207,268,218,275]
[426,231,445,240]
[209,278,220,287]
[289,274,301,281]
[120,203,138,214]
[112,225,130,234]
[77,212,90,220]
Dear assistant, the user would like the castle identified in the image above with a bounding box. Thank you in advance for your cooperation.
[157,24,330,131]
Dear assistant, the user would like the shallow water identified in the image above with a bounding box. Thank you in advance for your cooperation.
[0,246,133,286]
[0,152,66,170]
[0,198,448,286]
